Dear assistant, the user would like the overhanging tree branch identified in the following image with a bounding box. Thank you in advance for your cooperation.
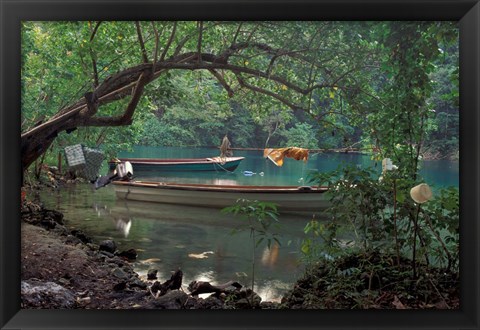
[88,21,101,87]
[160,22,177,62]
[235,74,303,111]
[197,21,203,64]
[21,23,363,170]
[135,21,149,63]
[151,22,160,71]
[22,50,348,141]
[208,69,234,97]
[83,69,153,127]
[89,21,102,42]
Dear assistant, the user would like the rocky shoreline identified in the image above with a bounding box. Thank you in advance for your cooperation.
[21,202,278,309]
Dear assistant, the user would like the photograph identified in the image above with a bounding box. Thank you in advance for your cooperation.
[1,1,479,329]
[19,20,460,310]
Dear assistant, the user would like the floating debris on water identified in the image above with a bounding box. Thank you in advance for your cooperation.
[188,251,214,259]
[138,258,161,265]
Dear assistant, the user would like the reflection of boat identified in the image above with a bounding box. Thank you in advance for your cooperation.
[112,181,329,212]
[108,157,245,172]
[112,200,240,225]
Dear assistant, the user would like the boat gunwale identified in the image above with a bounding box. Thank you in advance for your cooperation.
[112,180,328,194]
[110,157,245,165]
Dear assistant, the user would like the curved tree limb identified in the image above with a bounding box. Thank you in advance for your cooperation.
[22,50,345,142]
[235,74,303,111]
[21,25,363,171]
[83,68,153,127]
[208,69,234,97]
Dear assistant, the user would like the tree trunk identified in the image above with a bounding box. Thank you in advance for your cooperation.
[21,66,153,172]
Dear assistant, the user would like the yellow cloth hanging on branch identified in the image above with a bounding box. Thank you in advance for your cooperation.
[263,147,309,167]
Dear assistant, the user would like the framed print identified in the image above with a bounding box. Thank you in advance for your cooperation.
[1,0,479,329]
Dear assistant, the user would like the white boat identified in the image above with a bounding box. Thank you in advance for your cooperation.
[112,181,329,212]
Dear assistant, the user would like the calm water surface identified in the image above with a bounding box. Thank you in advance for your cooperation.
[39,146,459,302]
[117,146,459,188]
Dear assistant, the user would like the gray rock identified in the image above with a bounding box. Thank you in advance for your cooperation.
[118,248,137,260]
[195,296,224,309]
[111,267,129,280]
[65,235,82,245]
[100,251,115,259]
[147,269,158,280]
[152,290,188,309]
[43,210,64,225]
[86,243,99,251]
[52,225,70,236]
[58,278,71,286]
[113,282,127,291]
[71,229,92,244]
[129,277,147,289]
[260,301,280,309]
[76,296,91,305]
[227,289,262,309]
[21,279,75,308]
[99,240,117,253]
[40,218,57,229]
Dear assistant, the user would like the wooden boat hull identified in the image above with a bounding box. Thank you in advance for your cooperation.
[108,157,244,172]
[112,181,329,212]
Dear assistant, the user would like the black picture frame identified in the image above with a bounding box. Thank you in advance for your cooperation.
[1,0,479,329]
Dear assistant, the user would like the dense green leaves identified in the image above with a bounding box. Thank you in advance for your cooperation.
[21,21,458,174]
[306,165,459,274]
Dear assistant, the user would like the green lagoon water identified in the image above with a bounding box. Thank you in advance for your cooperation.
[39,146,459,302]
[117,146,459,188]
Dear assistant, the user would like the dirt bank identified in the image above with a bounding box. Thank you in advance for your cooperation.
[21,206,152,309]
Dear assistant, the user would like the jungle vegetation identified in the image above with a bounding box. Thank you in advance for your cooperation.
[21,21,458,172]
[21,21,460,308]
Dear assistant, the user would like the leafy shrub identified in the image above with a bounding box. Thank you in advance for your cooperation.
[305,165,459,275]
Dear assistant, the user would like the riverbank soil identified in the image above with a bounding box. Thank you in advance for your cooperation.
[21,204,152,309]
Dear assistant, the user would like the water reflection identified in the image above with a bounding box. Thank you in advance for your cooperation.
[134,171,241,186]
[62,192,310,301]
[261,243,280,268]
[113,217,132,237]
[39,148,458,302]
